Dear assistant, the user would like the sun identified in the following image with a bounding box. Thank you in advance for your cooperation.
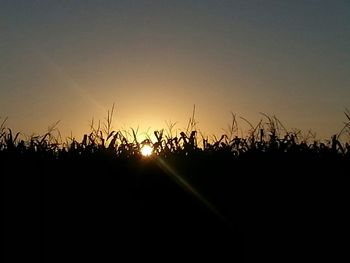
[140,144,153,157]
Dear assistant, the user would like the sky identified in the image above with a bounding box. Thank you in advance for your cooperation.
[1,0,349,140]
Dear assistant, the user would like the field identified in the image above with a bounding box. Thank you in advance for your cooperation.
[3,111,350,262]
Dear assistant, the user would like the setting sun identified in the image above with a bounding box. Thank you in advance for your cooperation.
[140,145,153,157]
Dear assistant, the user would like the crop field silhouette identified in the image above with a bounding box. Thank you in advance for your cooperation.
[2,108,350,262]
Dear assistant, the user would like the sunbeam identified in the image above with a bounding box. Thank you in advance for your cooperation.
[155,157,230,226]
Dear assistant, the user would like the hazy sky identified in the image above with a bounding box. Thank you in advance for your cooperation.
[1,0,349,140]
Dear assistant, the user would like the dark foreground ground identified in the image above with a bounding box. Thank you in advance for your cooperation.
[3,152,350,262]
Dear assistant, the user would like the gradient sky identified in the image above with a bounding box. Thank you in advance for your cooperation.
[1,0,349,140]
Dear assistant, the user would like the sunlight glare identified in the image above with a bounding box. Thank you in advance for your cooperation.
[141,144,153,157]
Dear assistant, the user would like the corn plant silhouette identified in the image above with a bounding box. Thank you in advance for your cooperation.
[2,107,350,262]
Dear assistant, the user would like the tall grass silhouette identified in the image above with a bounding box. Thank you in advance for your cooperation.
[1,107,349,159]
[2,107,350,262]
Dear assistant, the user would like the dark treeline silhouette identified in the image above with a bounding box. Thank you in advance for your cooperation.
[2,112,350,262]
